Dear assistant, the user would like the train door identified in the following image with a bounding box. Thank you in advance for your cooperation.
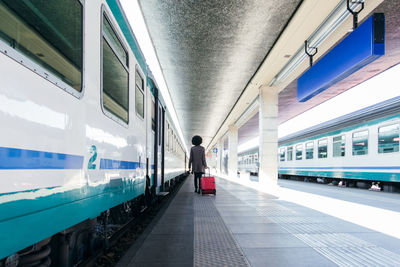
[161,108,165,191]
[156,102,164,192]
[147,84,156,203]
[153,94,158,193]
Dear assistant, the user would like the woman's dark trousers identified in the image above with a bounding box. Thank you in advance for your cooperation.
[194,172,202,192]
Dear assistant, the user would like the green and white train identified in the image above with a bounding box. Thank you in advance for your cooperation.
[239,96,400,191]
[0,0,187,265]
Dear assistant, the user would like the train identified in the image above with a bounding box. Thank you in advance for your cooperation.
[0,0,187,265]
[238,95,400,192]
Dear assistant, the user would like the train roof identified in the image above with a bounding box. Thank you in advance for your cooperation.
[279,95,400,146]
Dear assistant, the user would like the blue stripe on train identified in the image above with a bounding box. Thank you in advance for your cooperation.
[0,146,83,169]
[0,146,146,170]
[279,166,400,170]
[100,159,140,169]
[278,169,400,182]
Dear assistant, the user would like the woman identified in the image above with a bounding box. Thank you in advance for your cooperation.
[189,135,208,193]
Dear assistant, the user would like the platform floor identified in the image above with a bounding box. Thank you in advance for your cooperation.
[117,176,400,267]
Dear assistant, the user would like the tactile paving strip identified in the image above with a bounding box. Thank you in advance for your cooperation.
[268,216,319,224]
[217,180,400,266]
[295,233,400,266]
[194,195,250,267]
[278,222,337,234]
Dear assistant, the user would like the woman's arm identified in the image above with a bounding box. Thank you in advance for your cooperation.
[189,147,193,171]
[202,147,207,168]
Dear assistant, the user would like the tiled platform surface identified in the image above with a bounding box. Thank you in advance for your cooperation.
[118,176,400,266]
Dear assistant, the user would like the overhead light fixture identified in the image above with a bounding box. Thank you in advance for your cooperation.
[268,0,364,87]
[268,77,277,87]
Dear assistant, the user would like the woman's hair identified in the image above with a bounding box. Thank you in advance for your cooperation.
[192,135,202,146]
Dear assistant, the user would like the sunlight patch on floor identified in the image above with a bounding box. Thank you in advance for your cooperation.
[213,171,400,240]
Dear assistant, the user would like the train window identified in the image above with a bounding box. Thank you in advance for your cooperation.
[167,123,170,149]
[171,130,173,151]
[305,142,314,159]
[296,144,303,160]
[103,14,128,66]
[151,99,156,131]
[171,131,174,151]
[102,14,129,123]
[333,135,345,157]
[135,70,145,118]
[169,129,172,151]
[352,130,368,156]
[378,124,399,153]
[0,0,83,92]
[279,148,285,161]
[318,139,327,158]
[287,146,293,161]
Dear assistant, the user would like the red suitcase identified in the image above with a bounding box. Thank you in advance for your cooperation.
[201,172,216,195]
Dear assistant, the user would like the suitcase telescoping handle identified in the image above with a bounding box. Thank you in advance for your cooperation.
[203,167,210,177]
[203,167,211,177]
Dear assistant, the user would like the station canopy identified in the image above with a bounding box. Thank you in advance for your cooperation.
[138,0,400,150]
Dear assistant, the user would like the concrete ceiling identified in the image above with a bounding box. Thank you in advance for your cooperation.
[138,0,302,149]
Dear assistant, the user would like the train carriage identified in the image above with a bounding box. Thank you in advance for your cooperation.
[278,96,400,189]
[237,96,400,192]
[0,0,186,264]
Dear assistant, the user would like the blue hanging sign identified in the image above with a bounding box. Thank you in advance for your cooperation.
[297,13,385,102]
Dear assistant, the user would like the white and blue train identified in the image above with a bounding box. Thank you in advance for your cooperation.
[238,96,400,191]
[0,0,187,264]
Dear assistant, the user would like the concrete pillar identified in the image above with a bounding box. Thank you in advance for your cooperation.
[228,125,238,179]
[258,86,278,185]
